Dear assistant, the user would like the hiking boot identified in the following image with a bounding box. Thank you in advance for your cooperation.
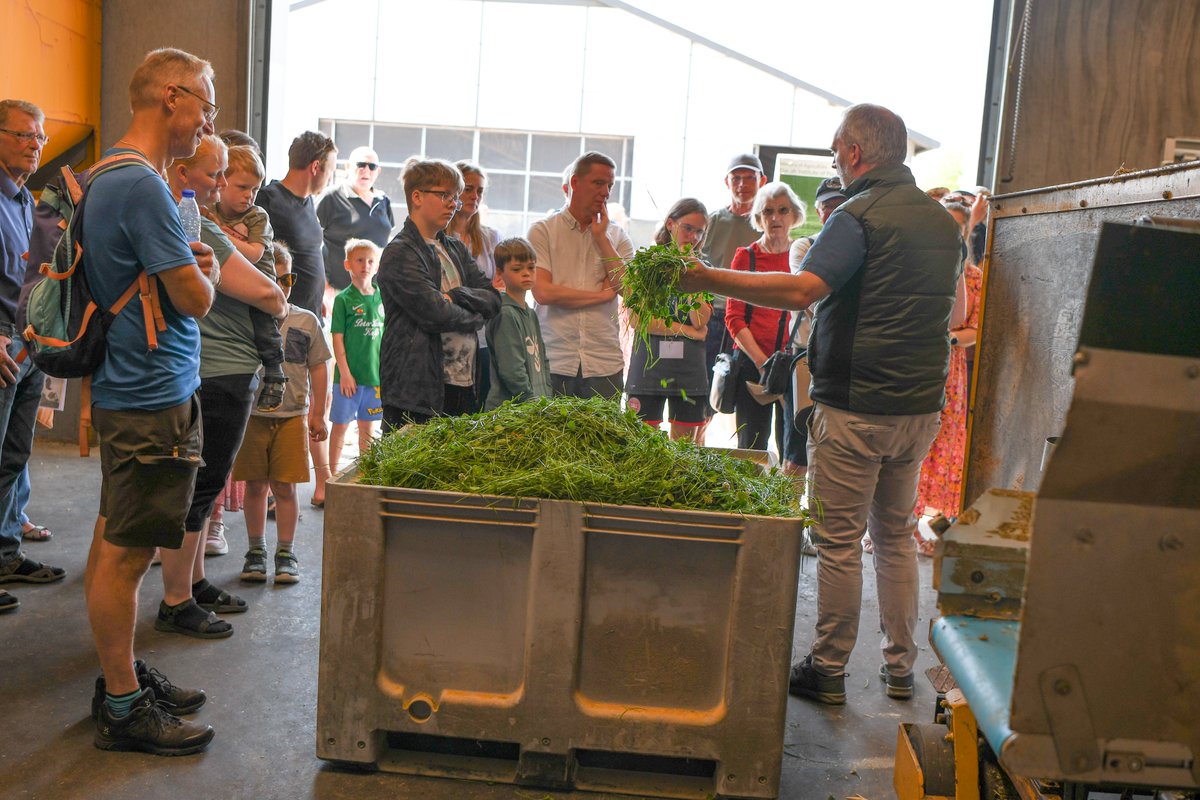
[204,521,229,556]
[94,686,214,756]
[788,654,847,705]
[91,660,207,720]
[274,550,300,585]
[256,375,288,413]
[879,665,915,700]
[0,553,66,584]
[239,547,268,582]
[0,589,18,613]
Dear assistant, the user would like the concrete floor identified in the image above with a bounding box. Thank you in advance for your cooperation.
[0,439,941,800]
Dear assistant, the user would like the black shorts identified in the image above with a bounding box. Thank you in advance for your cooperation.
[627,393,706,426]
[95,395,203,549]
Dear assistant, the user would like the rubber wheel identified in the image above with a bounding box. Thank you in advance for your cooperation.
[980,744,1019,800]
[910,722,956,796]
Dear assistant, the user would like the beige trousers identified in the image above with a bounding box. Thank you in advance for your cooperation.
[804,403,941,677]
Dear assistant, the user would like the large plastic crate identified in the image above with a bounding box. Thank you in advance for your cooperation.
[317,469,804,799]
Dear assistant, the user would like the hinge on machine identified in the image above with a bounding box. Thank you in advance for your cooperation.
[1039,664,1101,774]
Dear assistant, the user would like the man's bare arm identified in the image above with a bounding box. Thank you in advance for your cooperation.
[531,268,616,309]
[680,260,832,312]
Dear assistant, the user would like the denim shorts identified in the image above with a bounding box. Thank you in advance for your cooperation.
[331,384,382,424]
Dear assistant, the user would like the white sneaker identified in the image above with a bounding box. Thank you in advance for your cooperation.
[801,530,818,557]
[204,521,229,556]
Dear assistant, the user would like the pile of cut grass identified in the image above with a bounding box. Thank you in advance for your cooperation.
[619,241,712,345]
[358,396,806,519]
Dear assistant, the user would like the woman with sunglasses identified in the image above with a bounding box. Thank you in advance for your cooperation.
[446,161,502,411]
[316,145,395,294]
[624,198,713,442]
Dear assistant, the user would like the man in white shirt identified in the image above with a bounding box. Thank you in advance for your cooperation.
[528,152,633,399]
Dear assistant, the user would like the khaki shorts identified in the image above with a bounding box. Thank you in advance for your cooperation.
[231,414,310,484]
[95,395,203,549]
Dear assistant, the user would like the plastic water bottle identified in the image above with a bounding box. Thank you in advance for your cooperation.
[178,189,201,243]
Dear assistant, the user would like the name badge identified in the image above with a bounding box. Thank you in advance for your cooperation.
[658,340,684,359]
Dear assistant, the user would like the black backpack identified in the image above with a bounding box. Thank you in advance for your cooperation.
[22,151,167,454]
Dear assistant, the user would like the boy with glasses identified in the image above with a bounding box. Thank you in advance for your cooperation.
[232,241,329,584]
[212,144,288,411]
[377,158,500,428]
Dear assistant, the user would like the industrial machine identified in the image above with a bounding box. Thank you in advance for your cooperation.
[895,220,1200,800]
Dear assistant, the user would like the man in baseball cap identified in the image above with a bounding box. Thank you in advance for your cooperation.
[699,153,768,415]
[814,176,848,219]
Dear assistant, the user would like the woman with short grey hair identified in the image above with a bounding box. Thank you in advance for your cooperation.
[725,181,807,455]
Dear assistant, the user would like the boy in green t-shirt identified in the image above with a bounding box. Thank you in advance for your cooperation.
[329,239,384,474]
[485,237,551,409]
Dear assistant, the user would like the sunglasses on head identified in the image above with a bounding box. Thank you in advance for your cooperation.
[275,273,297,287]
[356,161,379,171]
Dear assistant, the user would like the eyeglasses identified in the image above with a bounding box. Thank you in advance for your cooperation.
[174,84,220,124]
[275,273,297,288]
[356,161,379,171]
[0,128,48,146]
[676,222,706,240]
[419,189,462,207]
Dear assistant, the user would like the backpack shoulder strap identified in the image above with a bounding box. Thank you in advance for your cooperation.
[744,247,755,326]
[60,166,84,205]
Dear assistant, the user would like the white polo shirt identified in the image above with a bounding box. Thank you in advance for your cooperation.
[528,208,634,378]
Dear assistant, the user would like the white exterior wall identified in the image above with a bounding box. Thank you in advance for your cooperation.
[270,0,849,238]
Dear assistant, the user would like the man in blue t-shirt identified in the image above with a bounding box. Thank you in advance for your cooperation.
[83,48,221,757]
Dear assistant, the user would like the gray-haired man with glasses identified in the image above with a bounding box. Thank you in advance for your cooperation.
[0,99,66,613]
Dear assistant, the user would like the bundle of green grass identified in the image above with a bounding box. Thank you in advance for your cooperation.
[358,396,806,519]
[619,240,712,345]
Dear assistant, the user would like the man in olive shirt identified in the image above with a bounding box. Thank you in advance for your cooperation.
[699,153,767,396]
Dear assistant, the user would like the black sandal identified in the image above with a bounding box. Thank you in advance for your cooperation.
[256,375,288,413]
[154,600,233,639]
[193,580,249,614]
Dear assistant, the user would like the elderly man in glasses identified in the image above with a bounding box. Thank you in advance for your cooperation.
[317,145,395,296]
[682,104,963,707]
[0,98,67,614]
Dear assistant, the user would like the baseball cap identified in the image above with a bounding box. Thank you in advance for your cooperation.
[726,153,764,175]
[815,176,847,203]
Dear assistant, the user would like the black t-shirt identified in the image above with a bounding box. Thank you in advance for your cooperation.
[257,180,325,317]
[316,185,395,291]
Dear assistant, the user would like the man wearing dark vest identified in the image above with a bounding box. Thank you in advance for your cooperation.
[681,103,961,706]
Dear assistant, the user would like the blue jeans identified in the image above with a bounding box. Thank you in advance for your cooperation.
[0,339,43,566]
[15,465,29,527]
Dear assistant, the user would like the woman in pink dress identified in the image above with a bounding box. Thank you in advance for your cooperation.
[915,262,982,519]
[912,199,983,552]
